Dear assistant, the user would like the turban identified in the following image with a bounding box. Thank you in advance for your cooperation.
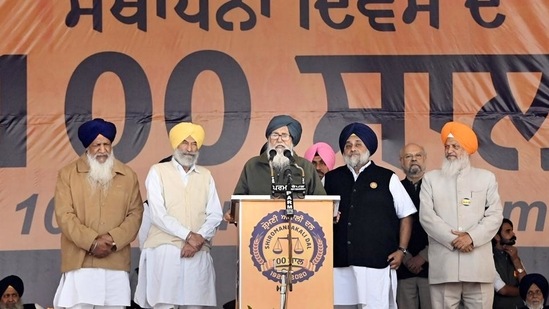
[0,275,24,297]
[304,142,336,171]
[265,115,303,146]
[519,273,549,302]
[339,123,378,155]
[169,122,205,150]
[440,121,478,154]
[78,118,116,149]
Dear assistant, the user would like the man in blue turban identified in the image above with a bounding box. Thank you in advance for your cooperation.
[324,122,416,308]
[231,114,325,197]
[53,118,143,309]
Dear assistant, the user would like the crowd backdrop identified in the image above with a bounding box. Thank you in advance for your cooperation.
[1,1,548,307]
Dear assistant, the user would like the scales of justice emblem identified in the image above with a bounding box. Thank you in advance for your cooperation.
[249,210,328,283]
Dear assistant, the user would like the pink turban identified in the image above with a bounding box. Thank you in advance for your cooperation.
[304,142,336,171]
[441,121,478,154]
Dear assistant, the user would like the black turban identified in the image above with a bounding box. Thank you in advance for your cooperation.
[265,115,302,146]
[78,118,117,149]
[519,273,548,303]
[338,122,378,155]
[0,275,24,297]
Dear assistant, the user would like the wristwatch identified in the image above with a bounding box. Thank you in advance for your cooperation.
[398,247,408,255]
[517,268,525,274]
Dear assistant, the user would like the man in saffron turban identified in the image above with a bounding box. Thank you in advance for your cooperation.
[419,121,503,309]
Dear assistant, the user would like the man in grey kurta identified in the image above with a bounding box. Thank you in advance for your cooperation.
[419,121,503,309]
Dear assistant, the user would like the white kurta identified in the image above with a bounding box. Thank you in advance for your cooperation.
[134,160,223,308]
[334,162,417,308]
[53,268,130,308]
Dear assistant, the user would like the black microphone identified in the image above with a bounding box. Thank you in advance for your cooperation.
[284,149,305,187]
[269,149,277,197]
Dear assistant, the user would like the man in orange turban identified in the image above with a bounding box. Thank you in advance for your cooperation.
[135,122,223,309]
[419,121,503,309]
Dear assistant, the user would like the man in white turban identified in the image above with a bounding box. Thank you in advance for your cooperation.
[419,121,503,309]
[135,122,223,309]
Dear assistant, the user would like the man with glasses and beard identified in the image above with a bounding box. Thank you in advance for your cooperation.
[0,275,44,309]
[232,114,325,196]
[492,218,527,308]
[396,143,432,309]
[419,121,503,309]
[324,122,416,309]
[54,118,144,309]
[135,122,223,309]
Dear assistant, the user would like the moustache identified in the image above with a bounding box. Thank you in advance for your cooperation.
[500,236,517,246]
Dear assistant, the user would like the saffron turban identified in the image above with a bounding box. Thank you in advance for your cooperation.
[169,122,205,150]
[519,273,548,302]
[78,118,117,148]
[440,121,478,154]
[0,275,24,296]
[265,115,303,146]
[339,123,378,155]
[304,142,336,171]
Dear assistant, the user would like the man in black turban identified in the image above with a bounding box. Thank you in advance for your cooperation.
[53,118,143,309]
[519,273,549,309]
[0,275,43,309]
[324,122,416,308]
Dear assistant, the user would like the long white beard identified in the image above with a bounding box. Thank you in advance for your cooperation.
[441,154,470,177]
[268,145,291,173]
[525,302,544,309]
[173,149,199,168]
[344,150,370,170]
[87,151,115,191]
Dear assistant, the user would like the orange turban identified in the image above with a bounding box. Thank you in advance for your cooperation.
[441,121,478,154]
[169,122,205,150]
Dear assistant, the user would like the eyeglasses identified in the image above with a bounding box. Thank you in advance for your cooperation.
[403,153,424,160]
[270,133,291,141]
[527,290,543,297]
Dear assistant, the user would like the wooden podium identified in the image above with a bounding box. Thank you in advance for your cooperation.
[231,195,339,309]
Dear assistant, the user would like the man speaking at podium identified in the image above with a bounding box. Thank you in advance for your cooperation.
[233,114,325,196]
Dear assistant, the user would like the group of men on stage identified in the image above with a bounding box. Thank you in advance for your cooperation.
[6,115,546,309]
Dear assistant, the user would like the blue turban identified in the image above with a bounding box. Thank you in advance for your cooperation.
[519,273,549,302]
[265,115,302,146]
[78,118,117,148]
[0,275,24,296]
[338,122,378,155]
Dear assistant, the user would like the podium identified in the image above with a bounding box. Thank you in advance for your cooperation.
[231,195,339,309]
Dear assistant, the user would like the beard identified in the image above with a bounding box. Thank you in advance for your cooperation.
[0,299,23,309]
[268,144,291,173]
[87,151,115,191]
[407,164,423,177]
[441,154,470,177]
[174,149,199,168]
[344,149,370,170]
[524,301,544,309]
[500,235,517,246]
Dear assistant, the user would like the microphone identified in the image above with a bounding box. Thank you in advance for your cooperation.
[284,150,306,187]
[269,149,277,197]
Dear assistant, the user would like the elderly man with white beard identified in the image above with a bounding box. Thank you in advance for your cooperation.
[232,114,325,196]
[324,122,416,309]
[135,122,223,309]
[419,121,503,309]
[53,118,144,309]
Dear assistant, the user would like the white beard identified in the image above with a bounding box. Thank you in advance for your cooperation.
[524,301,544,309]
[344,149,370,170]
[173,149,199,168]
[0,299,23,309]
[268,145,291,173]
[87,151,115,191]
[441,154,470,177]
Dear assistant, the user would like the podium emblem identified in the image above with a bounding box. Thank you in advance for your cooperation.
[249,210,328,283]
